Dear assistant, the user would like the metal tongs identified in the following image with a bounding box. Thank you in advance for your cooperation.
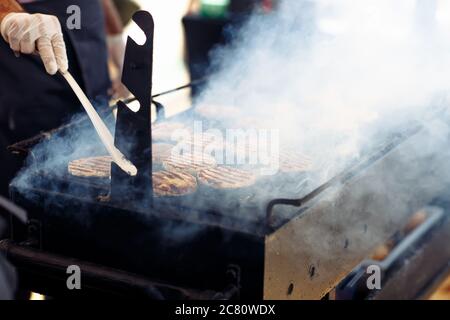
[61,10,154,183]
[60,70,137,176]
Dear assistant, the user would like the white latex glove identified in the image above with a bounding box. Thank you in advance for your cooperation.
[0,13,68,75]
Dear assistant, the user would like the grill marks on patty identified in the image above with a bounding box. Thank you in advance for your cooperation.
[163,152,217,174]
[68,157,197,197]
[198,166,256,189]
[152,171,197,197]
[152,143,174,165]
[67,143,175,178]
[68,156,112,178]
[179,132,220,148]
[68,130,313,197]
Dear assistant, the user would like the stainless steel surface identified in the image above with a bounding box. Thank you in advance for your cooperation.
[264,119,450,299]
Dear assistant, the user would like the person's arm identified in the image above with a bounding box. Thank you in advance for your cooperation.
[102,0,124,36]
[102,0,125,71]
[102,0,130,99]
[0,0,24,22]
[0,0,68,75]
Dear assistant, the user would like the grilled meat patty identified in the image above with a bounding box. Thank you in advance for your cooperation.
[198,166,256,189]
[179,132,221,147]
[163,151,217,174]
[152,170,197,197]
[152,143,175,164]
[68,157,197,197]
[68,143,174,178]
[68,156,112,178]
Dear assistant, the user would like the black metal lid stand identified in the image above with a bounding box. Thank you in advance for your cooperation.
[111,11,154,206]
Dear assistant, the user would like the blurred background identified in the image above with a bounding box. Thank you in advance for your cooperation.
[116,0,192,117]
[114,0,275,116]
[127,0,191,94]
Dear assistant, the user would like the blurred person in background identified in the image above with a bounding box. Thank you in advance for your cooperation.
[0,0,130,198]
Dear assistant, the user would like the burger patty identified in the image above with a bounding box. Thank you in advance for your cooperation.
[68,157,197,197]
[198,166,256,189]
[163,151,217,174]
[179,132,221,146]
[152,143,175,164]
[68,144,175,178]
[152,170,197,197]
[68,156,112,178]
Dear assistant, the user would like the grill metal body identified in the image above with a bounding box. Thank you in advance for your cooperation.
[7,115,450,299]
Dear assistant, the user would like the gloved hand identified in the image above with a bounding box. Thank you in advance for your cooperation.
[0,13,68,75]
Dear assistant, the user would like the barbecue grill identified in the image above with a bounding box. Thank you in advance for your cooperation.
[1,11,450,300]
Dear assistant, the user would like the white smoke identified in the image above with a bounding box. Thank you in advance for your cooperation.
[196,0,450,184]
[192,0,450,287]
